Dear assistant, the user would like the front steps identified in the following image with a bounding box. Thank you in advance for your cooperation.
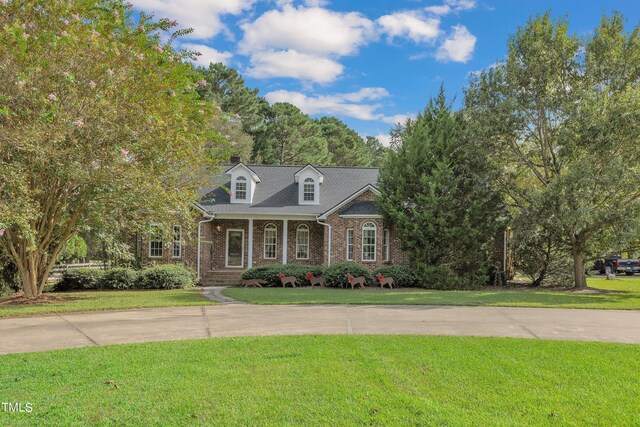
[201,270,245,286]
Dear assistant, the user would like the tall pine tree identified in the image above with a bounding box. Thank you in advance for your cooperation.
[378,88,504,288]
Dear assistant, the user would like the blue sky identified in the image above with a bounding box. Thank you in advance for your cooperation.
[133,0,639,144]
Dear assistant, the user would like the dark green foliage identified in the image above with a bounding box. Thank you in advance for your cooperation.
[242,264,323,287]
[0,251,20,295]
[322,262,371,288]
[54,269,105,292]
[372,265,416,288]
[317,117,378,167]
[138,265,195,290]
[101,268,140,290]
[412,265,486,290]
[378,87,504,290]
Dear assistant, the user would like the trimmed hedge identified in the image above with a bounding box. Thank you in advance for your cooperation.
[54,268,105,292]
[412,265,487,290]
[138,265,195,289]
[323,262,371,288]
[372,265,416,288]
[102,267,140,290]
[52,265,195,291]
[242,264,324,287]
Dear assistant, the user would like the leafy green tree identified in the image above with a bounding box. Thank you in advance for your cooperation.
[253,103,331,165]
[0,0,225,298]
[364,136,388,167]
[59,235,88,264]
[378,89,504,288]
[465,12,640,289]
[316,117,371,166]
[197,62,270,157]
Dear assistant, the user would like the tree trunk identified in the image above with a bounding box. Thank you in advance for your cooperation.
[572,250,588,290]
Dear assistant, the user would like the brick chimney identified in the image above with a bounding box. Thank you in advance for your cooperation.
[230,155,241,165]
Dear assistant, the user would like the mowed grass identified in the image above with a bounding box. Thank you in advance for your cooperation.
[0,289,214,318]
[224,276,640,309]
[1,336,639,426]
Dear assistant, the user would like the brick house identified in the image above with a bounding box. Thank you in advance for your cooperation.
[138,162,409,285]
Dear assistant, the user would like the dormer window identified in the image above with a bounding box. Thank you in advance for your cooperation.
[303,178,315,202]
[235,176,247,200]
[295,164,322,205]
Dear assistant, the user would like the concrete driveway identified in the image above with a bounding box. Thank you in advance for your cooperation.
[1,304,640,354]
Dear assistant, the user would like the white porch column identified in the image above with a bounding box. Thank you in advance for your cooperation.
[282,219,288,264]
[247,219,254,268]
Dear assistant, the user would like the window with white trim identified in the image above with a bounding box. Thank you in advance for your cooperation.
[362,222,376,261]
[235,176,247,200]
[264,223,277,259]
[383,228,390,262]
[303,178,315,202]
[296,224,310,259]
[346,229,354,261]
[172,225,182,258]
[149,227,163,258]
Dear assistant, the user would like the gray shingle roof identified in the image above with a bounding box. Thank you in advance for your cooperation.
[199,165,379,216]
[338,200,380,216]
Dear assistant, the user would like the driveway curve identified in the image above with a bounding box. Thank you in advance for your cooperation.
[1,304,640,354]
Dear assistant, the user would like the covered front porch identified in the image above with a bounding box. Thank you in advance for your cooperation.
[199,216,326,285]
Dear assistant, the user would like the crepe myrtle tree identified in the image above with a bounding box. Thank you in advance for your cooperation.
[0,0,225,298]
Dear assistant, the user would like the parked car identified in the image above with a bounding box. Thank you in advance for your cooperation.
[594,256,640,276]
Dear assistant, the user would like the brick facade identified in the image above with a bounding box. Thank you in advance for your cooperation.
[324,190,408,271]
[138,191,409,281]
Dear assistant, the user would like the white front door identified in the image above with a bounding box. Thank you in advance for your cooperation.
[226,229,244,268]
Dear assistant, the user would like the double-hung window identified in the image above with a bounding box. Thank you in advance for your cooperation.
[296,224,310,259]
[172,225,182,259]
[149,227,163,258]
[264,223,277,259]
[303,178,315,202]
[235,176,247,200]
[383,228,390,262]
[346,229,354,261]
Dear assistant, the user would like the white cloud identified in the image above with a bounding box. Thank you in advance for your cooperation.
[436,25,476,63]
[380,113,414,125]
[424,5,451,15]
[375,133,392,147]
[246,50,344,83]
[446,0,477,11]
[181,43,232,65]
[132,0,256,40]
[240,6,375,56]
[264,88,412,125]
[425,0,476,16]
[377,11,441,43]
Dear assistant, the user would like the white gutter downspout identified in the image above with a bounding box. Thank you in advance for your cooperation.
[316,217,332,266]
[197,214,215,282]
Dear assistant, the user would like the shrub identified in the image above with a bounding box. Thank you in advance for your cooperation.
[54,268,105,292]
[412,265,486,290]
[322,262,371,288]
[101,267,139,290]
[138,264,195,289]
[242,264,324,287]
[372,265,416,288]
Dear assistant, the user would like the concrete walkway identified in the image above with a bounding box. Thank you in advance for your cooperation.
[1,304,640,354]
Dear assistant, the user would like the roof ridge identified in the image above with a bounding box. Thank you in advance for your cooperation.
[223,164,379,170]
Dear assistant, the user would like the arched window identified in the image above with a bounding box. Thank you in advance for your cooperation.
[235,176,247,200]
[296,224,310,259]
[303,177,315,202]
[362,222,376,261]
[264,223,277,259]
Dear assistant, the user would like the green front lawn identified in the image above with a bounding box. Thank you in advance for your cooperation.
[224,276,640,309]
[1,335,638,425]
[0,289,214,318]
